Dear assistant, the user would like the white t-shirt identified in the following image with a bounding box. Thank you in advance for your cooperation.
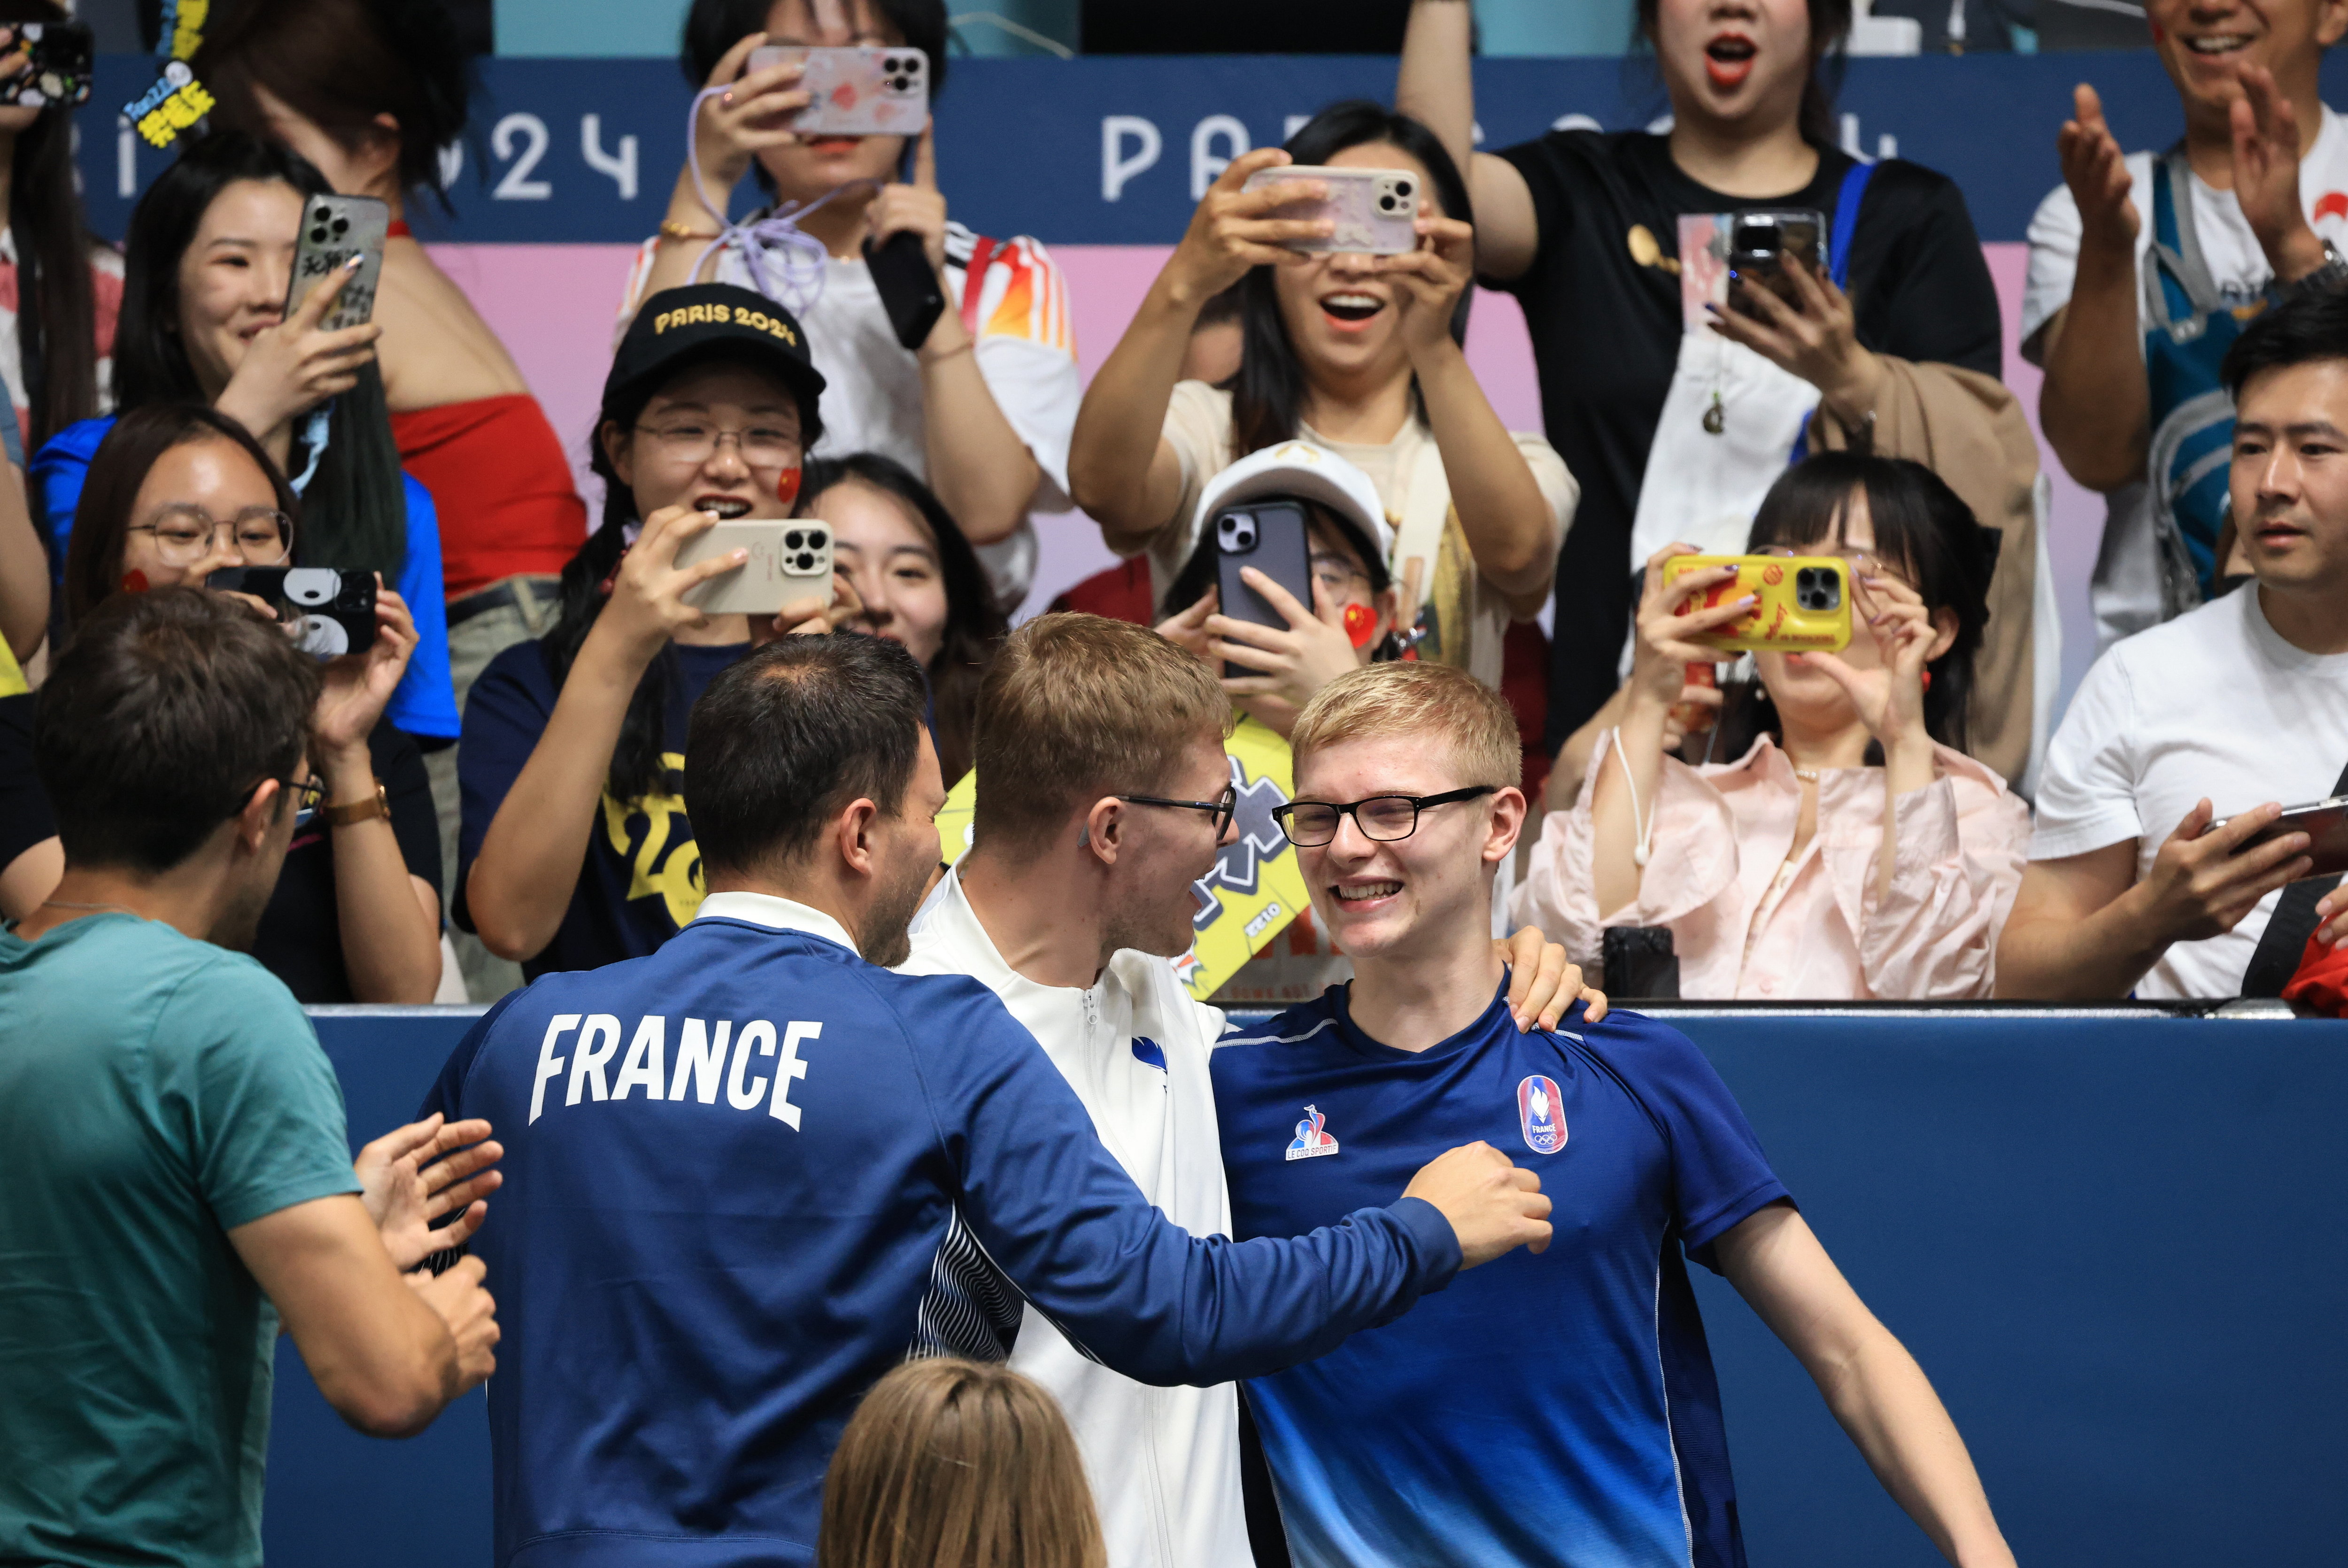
[622,222,1081,608]
[2021,105,2348,650]
[2031,583,2348,998]
[897,871,1249,1568]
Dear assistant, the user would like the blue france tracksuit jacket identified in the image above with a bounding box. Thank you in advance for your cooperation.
[422,893,1460,1567]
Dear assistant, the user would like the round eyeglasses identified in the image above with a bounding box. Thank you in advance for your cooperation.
[1273,785,1496,847]
[130,506,292,569]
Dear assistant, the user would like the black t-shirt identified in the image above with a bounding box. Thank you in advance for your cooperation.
[252,720,441,1003]
[0,692,54,876]
[456,637,747,982]
[1493,131,2005,749]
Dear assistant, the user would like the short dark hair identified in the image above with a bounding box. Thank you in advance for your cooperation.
[2221,287,2348,399]
[685,632,929,877]
[35,587,319,874]
[62,404,301,631]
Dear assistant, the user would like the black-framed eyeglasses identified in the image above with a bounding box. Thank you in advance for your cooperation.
[1118,784,1238,836]
[1273,785,1496,847]
[263,774,327,826]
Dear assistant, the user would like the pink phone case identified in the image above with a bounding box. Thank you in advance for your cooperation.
[1240,165,1422,255]
[748,44,929,137]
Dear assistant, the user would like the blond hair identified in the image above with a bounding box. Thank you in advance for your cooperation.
[1289,662,1522,788]
[816,1359,1105,1568]
[973,613,1231,850]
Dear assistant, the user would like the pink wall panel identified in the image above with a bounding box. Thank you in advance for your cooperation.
[425,238,2102,719]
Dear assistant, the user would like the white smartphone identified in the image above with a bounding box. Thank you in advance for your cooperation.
[1240,165,1421,255]
[285,193,389,331]
[745,44,929,137]
[676,520,836,616]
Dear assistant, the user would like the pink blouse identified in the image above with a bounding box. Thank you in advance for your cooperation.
[1510,732,2031,1000]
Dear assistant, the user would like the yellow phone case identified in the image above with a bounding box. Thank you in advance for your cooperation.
[1657,554,1853,654]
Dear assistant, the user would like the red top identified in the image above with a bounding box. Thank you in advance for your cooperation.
[390,393,587,599]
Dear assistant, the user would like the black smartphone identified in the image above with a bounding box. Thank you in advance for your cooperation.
[864,230,945,351]
[207,567,378,659]
[1728,208,1825,317]
[1212,500,1315,680]
[0,21,92,108]
[2210,797,2348,880]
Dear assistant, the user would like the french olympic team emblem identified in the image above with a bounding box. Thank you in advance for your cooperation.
[1517,1076,1566,1155]
[1286,1104,1340,1161]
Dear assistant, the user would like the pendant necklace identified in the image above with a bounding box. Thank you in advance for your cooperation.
[1702,337,1726,434]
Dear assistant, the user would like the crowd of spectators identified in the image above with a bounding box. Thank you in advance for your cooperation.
[4,0,2343,1014]
[5,0,2348,1560]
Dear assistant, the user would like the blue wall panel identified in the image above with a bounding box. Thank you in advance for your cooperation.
[264,1009,2348,1567]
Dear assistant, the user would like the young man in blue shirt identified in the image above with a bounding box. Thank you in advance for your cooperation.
[424,630,1557,1567]
[1213,661,2016,1568]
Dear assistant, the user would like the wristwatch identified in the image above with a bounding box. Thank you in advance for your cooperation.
[323,781,390,828]
[2276,238,2348,303]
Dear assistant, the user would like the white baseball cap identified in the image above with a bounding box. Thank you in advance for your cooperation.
[1192,441,1395,565]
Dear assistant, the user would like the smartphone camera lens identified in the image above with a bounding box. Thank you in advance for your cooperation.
[882,55,898,69]
[1378,195,1397,211]
[792,552,816,572]
[784,529,805,550]
[1396,179,1413,197]
[309,227,328,244]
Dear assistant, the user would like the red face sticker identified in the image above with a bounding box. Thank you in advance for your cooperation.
[773,465,803,510]
[1343,602,1376,648]
[120,569,149,593]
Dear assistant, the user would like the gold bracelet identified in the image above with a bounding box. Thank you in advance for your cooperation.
[917,338,975,368]
[660,219,723,242]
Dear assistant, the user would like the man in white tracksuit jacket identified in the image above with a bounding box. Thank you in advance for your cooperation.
[901,586,1596,1568]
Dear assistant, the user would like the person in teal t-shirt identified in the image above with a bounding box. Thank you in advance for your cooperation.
[0,588,502,1568]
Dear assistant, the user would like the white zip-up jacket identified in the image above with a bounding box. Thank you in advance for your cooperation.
[900,870,1250,1568]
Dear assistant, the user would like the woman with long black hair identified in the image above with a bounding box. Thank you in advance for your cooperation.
[0,11,117,457]
[1070,100,1574,694]
[30,131,457,744]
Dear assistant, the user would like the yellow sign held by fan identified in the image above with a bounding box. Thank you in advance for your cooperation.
[934,715,1308,1000]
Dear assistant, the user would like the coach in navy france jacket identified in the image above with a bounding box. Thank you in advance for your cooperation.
[424,894,1462,1566]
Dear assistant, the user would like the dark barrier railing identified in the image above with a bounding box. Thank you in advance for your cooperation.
[277,1006,2348,1567]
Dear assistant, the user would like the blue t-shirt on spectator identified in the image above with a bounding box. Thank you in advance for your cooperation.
[455,635,748,980]
[1211,986,1792,1568]
[33,415,458,740]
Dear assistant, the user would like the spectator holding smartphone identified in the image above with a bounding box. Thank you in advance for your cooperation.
[1395,0,2043,798]
[1071,102,1571,692]
[459,285,846,981]
[196,0,592,959]
[32,131,458,749]
[24,404,446,1003]
[2025,0,2348,652]
[1514,453,2028,1000]
[623,0,1077,610]
[817,1360,1104,1568]
[0,585,498,1568]
[798,452,1005,781]
[2000,291,2348,1000]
